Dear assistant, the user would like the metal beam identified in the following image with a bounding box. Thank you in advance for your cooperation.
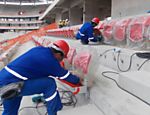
[39,0,60,20]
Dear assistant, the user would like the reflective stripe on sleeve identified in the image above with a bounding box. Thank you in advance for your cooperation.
[88,37,94,41]
[45,90,57,102]
[5,66,28,80]
[48,75,57,79]
[59,71,70,80]
[79,31,85,36]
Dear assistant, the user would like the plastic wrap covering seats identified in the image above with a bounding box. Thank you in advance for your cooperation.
[59,28,75,38]
[32,36,52,47]
[127,16,150,49]
[46,30,52,36]
[58,30,62,37]
[73,52,91,74]
[56,30,60,36]
[96,21,104,31]
[46,30,56,36]
[128,16,146,42]
[46,25,81,39]
[63,30,68,38]
[66,29,70,38]
[60,30,64,37]
[67,48,76,65]
[32,36,41,46]
[37,37,45,46]
[143,15,150,49]
[102,20,116,44]
[113,18,131,42]
[42,39,51,47]
[67,29,75,38]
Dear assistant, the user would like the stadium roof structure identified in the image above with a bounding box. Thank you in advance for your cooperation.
[0,0,54,5]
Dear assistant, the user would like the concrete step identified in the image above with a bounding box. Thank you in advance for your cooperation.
[58,104,104,115]
[119,71,150,105]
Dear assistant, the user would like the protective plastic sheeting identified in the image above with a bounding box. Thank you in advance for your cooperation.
[114,18,131,43]
[102,20,116,45]
[143,15,150,49]
[73,52,91,74]
[127,16,148,49]
[67,48,76,65]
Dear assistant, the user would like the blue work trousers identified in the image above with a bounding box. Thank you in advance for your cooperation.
[2,77,62,115]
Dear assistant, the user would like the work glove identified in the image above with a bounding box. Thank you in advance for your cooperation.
[95,35,103,42]
[32,95,45,104]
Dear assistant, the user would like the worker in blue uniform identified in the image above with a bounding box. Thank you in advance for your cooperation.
[76,17,102,44]
[0,40,81,115]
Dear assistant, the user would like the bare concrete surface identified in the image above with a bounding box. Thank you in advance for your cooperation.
[10,41,36,62]
[58,104,104,115]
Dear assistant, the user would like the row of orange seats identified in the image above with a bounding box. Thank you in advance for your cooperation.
[46,14,150,46]
[46,25,82,39]
[101,14,150,43]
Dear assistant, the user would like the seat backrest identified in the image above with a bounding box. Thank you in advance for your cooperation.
[67,48,76,65]
[73,52,91,74]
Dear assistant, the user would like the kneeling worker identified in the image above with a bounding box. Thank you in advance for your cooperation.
[0,40,82,115]
[76,17,103,44]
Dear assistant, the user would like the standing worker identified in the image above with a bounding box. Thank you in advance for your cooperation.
[76,17,103,44]
[58,20,63,28]
[0,40,82,115]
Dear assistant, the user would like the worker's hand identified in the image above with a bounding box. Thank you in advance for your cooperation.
[93,28,101,36]
[95,35,103,42]
[79,77,84,86]
[70,70,84,85]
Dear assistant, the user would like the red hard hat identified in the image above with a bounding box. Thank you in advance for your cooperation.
[92,17,100,24]
[53,40,69,58]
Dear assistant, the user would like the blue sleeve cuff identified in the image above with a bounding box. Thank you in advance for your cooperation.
[89,37,98,42]
[64,74,80,84]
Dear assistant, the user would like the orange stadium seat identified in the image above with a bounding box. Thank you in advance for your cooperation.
[114,18,131,41]
[102,20,116,40]
[128,16,146,42]
[67,48,76,65]
[73,52,91,74]
[143,16,150,39]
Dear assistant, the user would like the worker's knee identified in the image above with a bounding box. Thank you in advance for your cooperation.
[42,78,57,97]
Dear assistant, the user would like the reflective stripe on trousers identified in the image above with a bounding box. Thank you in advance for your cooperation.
[2,77,62,115]
[4,66,28,80]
